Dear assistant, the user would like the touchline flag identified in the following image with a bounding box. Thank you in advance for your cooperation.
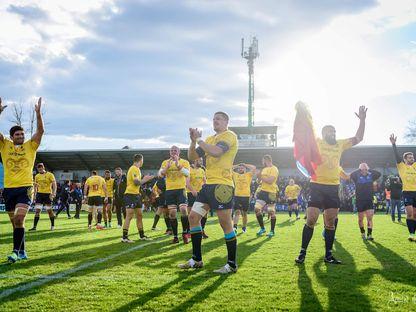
[293,101,321,180]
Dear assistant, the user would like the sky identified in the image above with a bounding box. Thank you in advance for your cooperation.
[0,0,415,150]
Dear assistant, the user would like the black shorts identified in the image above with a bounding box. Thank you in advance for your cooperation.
[156,195,167,208]
[356,200,373,212]
[166,189,187,206]
[36,193,52,205]
[196,184,234,210]
[3,187,33,212]
[256,191,277,205]
[124,194,141,209]
[403,191,416,208]
[187,192,197,207]
[88,196,103,207]
[234,196,250,211]
[308,183,340,210]
[287,199,297,206]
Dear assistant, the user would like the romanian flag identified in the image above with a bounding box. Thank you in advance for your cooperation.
[293,101,321,180]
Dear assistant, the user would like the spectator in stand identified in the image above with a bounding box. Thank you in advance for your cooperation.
[386,175,403,223]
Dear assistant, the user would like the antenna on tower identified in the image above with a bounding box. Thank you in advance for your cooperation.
[241,36,259,128]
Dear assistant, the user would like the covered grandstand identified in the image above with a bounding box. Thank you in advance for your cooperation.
[29,145,416,181]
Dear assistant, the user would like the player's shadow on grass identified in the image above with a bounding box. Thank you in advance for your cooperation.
[278,219,296,228]
[113,237,268,312]
[297,265,324,312]
[364,240,416,288]
[0,238,171,301]
[40,235,120,253]
[0,229,82,245]
[313,241,373,311]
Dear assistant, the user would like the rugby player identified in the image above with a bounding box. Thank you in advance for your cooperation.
[186,159,207,238]
[103,170,114,228]
[232,163,256,233]
[122,154,154,243]
[159,146,191,244]
[1,97,44,263]
[350,163,381,240]
[113,167,127,228]
[29,163,57,231]
[151,176,171,234]
[84,171,107,230]
[295,105,367,264]
[390,134,416,241]
[285,178,301,220]
[179,112,238,273]
[254,155,279,238]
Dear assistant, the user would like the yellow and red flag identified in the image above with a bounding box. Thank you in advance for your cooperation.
[292,101,321,179]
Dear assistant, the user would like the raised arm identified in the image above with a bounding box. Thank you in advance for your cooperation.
[369,169,381,181]
[0,97,8,142]
[243,163,256,173]
[31,97,44,145]
[389,134,401,164]
[350,106,367,146]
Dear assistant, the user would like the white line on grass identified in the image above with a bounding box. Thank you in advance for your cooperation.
[0,238,162,300]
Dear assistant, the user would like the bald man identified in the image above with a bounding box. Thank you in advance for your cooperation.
[350,163,381,240]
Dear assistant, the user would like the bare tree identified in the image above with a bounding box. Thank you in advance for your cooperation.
[28,103,36,137]
[405,119,416,143]
[10,101,24,126]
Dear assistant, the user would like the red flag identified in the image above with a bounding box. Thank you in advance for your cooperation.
[293,101,321,180]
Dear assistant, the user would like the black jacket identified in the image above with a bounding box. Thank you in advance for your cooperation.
[113,174,127,200]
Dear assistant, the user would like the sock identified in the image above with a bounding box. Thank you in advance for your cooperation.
[224,231,237,268]
[180,216,188,234]
[271,217,276,233]
[88,213,92,226]
[334,218,339,231]
[50,216,55,227]
[360,227,365,234]
[256,213,265,229]
[171,218,178,237]
[289,210,292,217]
[13,228,25,252]
[33,216,40,228]
[367,228,372,236]
[152,214,160,229]
[105,221,108,227]
[324,228,335,258]
[301,224,314,251]
[164,217,171,230]
[411,219,416,234]
[233,224,237,230]
[295,210,299,217]
[123,229,128,239]
[97,212,102,224]
[139,229,144,238]
[190,226,203,261]
[201,216,207,230]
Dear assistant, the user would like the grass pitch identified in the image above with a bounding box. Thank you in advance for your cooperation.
[0,212,415,311]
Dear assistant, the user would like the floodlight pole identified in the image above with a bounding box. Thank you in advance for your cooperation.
[241,36,259,128]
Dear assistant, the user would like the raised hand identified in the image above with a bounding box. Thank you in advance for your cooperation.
[0,97,8,114]
[389,134,397,145]
[355,106,367,120]
[34,97,42,114]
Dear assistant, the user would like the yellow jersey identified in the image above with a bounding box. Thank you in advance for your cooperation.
[187,167,205,192]
[204,130,238,187]
[259,165,279,193]
[285,184,301,200]
[312,138,353,185]
[0,138,39,188]
[35,172,55,194]
[85,175,106,197]
[233,172,253,197]
[105,178,114,198]
[125,165,142,195]
[160,158,190,191]
[397,162,416,191]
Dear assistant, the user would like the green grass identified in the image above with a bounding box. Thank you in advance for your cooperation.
[0,212,415,311]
